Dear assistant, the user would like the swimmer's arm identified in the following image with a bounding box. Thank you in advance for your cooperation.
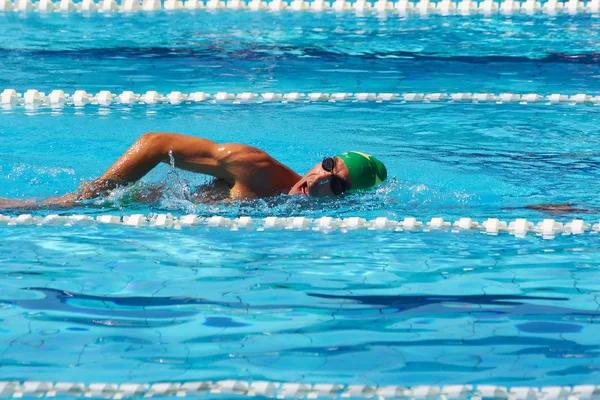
[0,192,79,210]
[78,132,241,199]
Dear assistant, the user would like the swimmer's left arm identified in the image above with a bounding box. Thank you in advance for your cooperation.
[77,132,238,200]
[1,132,247,207]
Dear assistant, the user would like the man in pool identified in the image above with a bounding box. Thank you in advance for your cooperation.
[0,132,388,208]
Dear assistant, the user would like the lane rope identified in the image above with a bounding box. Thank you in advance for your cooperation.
[1,213,598,239]
[0,0,598,17]
[2,89,599,107]
[0,380,594,399]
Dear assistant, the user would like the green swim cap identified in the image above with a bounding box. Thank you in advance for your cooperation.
[336,151,387,192]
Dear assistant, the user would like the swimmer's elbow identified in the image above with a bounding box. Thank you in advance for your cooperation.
[139,132,166,148]
[138,132,172,161]
[138,132,222,166]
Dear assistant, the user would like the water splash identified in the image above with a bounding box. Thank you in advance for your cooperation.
[83,175,480,219]
[2,163,75,179]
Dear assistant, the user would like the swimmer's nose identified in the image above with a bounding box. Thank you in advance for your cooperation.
[315,169,330,180]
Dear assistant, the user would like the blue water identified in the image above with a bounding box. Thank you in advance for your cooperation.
[2,104,600,218]
[2,227,600,386]
[2,10,600,389]
[1,14,600,93]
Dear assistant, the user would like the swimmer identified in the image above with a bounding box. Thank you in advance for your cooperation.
[0,132,388,208]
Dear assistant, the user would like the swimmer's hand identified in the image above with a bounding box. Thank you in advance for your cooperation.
[75,179,129,201]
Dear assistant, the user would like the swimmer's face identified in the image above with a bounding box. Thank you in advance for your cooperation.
[289,156,352,197]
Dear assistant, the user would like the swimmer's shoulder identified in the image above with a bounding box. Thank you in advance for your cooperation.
[217,143,300,197]
[218,143,286,172]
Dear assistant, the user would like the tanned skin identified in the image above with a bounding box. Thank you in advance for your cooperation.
[78,132,303,199]
[0,132,587,214]
[0,132,353,209]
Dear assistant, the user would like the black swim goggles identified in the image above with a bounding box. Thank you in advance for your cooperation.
[321,157,348,196]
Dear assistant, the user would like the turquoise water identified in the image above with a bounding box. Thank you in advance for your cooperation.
[2,104,600,218]
[2,10,600,389]
[1,14,600,93]
[2,227,600,385]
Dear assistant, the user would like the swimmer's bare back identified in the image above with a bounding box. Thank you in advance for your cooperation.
[1,132,302,209]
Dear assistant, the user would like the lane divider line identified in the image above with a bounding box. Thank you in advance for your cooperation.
[0,0,598,16]
[2,89,599,107]
[0,380,593,399]
[0,213,597,239]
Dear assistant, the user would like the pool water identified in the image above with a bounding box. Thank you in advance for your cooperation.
[2,14,600,94]
[2,9,600,390]
[2,227,600,386]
